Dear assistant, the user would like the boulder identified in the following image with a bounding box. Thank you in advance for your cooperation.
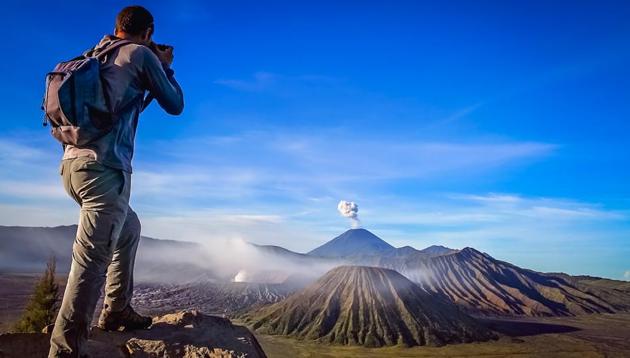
[0,310,266,358]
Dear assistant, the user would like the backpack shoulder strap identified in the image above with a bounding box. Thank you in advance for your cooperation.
[91,40,135,60]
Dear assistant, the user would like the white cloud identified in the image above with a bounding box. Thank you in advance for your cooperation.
[0,137,67,204]
[138,209,326,252]
[214,72,340,93]
[0,180,67,200]
[266,137,555,181]
[373,212,502,226]
[131,168,262,200]
[453,193,523,203]
[371,194,625,232]
[527,206,622,220]
[138,130,555,188]
[0,138,51,162]
[453,193,623,221]
[214,72,278,92]
[0,203,76,227]
[624,270,630,281]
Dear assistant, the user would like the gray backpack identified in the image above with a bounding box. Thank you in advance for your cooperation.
[42,40,142,146]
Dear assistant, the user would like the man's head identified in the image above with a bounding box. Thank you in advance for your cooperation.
[115,6,154,45]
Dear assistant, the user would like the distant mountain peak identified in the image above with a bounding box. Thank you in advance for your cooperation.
[418,245,458,257]
[307,228,395,257]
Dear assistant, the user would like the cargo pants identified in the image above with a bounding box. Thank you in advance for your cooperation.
[49,157,141,357]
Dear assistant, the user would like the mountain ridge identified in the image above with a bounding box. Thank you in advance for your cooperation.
[380,246,629,316]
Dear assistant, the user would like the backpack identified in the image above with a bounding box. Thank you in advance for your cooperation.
[42,40,136,147]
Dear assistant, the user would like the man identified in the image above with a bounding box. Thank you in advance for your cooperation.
[49,6,184,357]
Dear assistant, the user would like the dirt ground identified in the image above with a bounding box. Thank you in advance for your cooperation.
[249,314,630,358]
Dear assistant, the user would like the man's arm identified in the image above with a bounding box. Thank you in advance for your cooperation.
[140,47,184,115]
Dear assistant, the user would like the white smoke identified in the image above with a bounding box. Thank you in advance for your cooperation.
[233,269,249,282]
[136,234,338,285]
[338,200,360,228]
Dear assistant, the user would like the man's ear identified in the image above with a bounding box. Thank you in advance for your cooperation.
[143,26,154,42]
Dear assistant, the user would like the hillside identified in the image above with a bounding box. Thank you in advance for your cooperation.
[244,266,495,347]
[0,225,212,282]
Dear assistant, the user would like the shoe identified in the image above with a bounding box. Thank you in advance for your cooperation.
[97,305,152,331]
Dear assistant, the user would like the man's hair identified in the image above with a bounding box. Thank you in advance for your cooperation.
[115,6,154,36]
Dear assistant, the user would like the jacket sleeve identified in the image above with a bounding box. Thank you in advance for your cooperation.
[140,48,184,115]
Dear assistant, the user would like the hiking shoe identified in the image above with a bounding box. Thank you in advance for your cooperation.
[97,305,152,331]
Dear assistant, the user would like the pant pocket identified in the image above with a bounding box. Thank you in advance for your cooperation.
[61,160,82,204]
[74,159,107,173]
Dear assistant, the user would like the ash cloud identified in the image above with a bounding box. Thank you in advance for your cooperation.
[338,200,360,228]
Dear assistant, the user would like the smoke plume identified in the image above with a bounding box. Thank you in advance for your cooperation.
[338,200,360,228]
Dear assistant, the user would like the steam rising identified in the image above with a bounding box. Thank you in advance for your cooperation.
[338,200,360,228]
[233,269,249,282]
[135,236,338,285]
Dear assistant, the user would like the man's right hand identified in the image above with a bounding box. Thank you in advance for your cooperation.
[152,43,174,67]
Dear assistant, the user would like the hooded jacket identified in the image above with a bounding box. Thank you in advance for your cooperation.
[62,35,184,173]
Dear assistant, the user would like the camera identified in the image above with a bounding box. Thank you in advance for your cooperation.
[149,42,172,53]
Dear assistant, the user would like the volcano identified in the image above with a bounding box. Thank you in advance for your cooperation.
[307,228,394,257]
[411,247,627,316]
[245,265,495,347]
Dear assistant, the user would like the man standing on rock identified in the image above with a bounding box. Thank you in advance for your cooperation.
[49,6,184,357]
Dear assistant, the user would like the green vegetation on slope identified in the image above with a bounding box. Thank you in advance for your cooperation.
[12,257,59,333]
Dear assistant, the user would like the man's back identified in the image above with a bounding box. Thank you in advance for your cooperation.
[49,7,184,357]
[63,35,184,173]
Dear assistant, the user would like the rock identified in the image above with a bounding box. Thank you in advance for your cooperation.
[0,310,266,358]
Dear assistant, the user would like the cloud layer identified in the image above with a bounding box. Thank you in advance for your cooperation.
[0,130,627,279]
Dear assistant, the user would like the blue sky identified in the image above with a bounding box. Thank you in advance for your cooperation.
[1,1,629,280]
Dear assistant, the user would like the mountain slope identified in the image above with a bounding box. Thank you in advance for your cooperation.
[0,225,214,282]
[0,225,78,271]
[546,274,630,313]
[308,229,394,257]
[245,266,495,347]
[370,248,623,316]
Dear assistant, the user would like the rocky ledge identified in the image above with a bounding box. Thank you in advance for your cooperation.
[0,310,267,358]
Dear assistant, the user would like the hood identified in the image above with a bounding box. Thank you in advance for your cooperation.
[83,35,124,58]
